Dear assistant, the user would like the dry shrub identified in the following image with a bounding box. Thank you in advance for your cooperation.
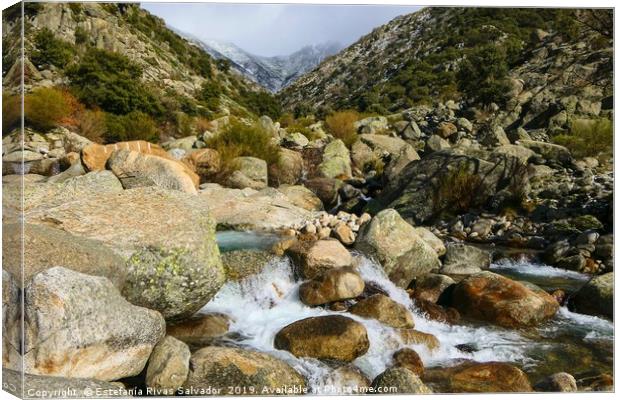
[194,116,211,135]
[325,110,360,147]
[75,109,106,143]
[2,91,21,134]
[434,167,484,215]
[24,87,78,131]
[206,118,280,179]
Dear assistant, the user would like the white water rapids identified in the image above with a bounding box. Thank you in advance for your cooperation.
[202,252,613,392]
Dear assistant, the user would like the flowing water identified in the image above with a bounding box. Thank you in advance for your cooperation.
[203,240,613,392]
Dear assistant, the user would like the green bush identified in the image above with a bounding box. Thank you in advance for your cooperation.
[457,45,512,107]
[74,26,88,45]
[198,81,222,110]
[238,89,282,120]
[104,111,159,143]
[552,118,613,160]
[206,118,280,176]
[30,28,75,67]
[67,47,163,116]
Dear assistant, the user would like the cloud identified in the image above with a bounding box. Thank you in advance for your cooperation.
[142,3,420,56]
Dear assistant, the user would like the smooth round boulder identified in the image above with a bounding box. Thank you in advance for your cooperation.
[392,348,424,377]
[349,294,414,329]
[107,149,198,193]
[166,313,230,348]
[413,273,455,303]
[299,267,364,306]
[286,239,353,279]
[21,186,225,321]
[2,223,125,289]
[440,243,491,275]
[571,272,613,319]
[372,367,432,394]
[533,372,577,392]
[451,272,559,328]
[146,336,190,394]
[17,267,165,381]
[274,315,369,362]
[354,209,441,288]
[424,362,533,393]
[185,346,305,394]
[396,329,440,351]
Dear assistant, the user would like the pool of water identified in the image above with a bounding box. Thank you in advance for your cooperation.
[215,230,281,253]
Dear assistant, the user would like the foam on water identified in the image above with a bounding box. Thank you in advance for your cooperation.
[202,254,543,391]
[490,258,590,281]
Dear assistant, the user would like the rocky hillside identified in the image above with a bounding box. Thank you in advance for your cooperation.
[281,8,612,124]
[2,2,280,141]
[190,37,342,92]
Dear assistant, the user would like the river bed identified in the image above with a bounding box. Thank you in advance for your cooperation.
[206,234,613,392]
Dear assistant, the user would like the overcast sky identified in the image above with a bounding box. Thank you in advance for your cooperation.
[142,3,420,56]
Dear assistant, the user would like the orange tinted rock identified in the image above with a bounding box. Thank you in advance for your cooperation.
[452,272,559,328]
[425,361,533,393]
[82,141,199,188]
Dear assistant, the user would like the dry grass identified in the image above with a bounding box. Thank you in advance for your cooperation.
[324,110,361,147]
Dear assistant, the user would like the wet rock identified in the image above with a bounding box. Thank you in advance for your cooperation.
[396,329,440,351]
[452,272,559,327]
[372,367,432,394]
[225,156,268,190]
[414,298,460,324]
[534,372,577,392]
[424,361,532,393]
[186,346,305,393]
[412,273,455,303]
[354,209,440,287]
[166,313,230,348]
[440,243,491,275]
[146,336,190,394]
[350,294,414,329]
[299,266,364,306]
[324,366,370,394]
[571,272,613,319]
[269,148,303,186]
[274,315,369,362]
[332,222,356,245]
[286,239,353,279]
[15,267,165,381]
[392,348,424,377]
